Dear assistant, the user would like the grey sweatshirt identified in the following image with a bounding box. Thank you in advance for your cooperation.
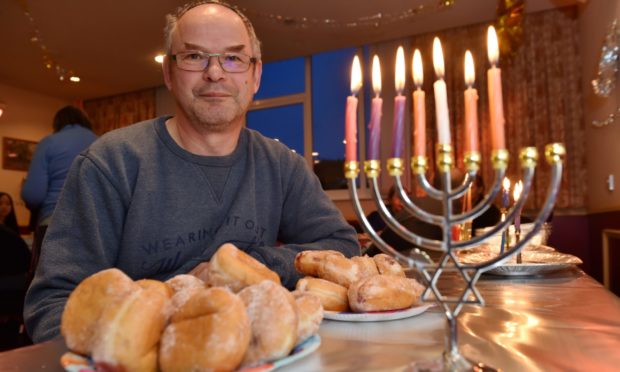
[24,117,359,342]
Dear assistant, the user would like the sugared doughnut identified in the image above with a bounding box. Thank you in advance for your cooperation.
[239,281,299,367]
[137,278,174,298]
[317,254,361,288]
[351,255,379,279]
[207,243,281,292]
[348,274,423,312]
[291,291,324,343]
[61,268,140,356]
[373,253,406,277]
[165,274,207,311]
[294,250,345,276]
[159,287,251,372]
[92,285,171,372]
[295,276,349,312]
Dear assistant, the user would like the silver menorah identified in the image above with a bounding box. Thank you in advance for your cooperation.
[345,143,565,370]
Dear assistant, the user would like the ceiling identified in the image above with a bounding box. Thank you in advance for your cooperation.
[0,0,582,101]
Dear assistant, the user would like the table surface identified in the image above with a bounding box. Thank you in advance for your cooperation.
[2,267,619,371]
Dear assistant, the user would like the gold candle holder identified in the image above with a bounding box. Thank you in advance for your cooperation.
[545,143,566,165]
[363,160,381,179]
[436,143,453,173]
[344,160,360,179]
[411,156,428,175]
[464,151,481,172]
[387,158,405,177]
[491,149,509,170]
[519,147,538,169]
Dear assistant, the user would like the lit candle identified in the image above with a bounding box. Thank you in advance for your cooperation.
[464,50,479,153]
[433,37,451,145]
[391,46,406,158]
[513,180,523,231]
[502,177,511,209]
[345,56,362,162]
[412,49,426,157]
[368,55,383,160]
[487,26,506,150]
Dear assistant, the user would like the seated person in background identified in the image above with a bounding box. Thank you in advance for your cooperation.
[0,192,20,236]
[365,185,406,231]
[24,0,359,344]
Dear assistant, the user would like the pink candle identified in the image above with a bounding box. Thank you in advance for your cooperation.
[345,56,362,162]
[433,37,451,145]
[368,55,383,160]
[464,50,479,153]
[412,49,426,157]
[487,26,506,150]
[391,46,406,158]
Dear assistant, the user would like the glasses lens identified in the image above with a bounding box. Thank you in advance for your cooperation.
[176,52,207,71]
[219,53,249,72]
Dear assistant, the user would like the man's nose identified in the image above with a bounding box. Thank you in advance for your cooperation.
[203,56,224,81]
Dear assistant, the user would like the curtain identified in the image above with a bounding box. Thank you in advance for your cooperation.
[83,88,156,136]
[403,7,584,210]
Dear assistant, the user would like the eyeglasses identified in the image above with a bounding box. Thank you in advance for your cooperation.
[170,51,257,73]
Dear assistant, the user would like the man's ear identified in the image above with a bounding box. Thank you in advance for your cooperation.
[162,55,173,91]
[252,60,262,94]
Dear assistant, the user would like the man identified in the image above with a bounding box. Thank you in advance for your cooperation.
[24,0,359,343]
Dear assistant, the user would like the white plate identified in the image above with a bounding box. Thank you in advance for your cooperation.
[324,303,433,322]
[485,262,577,276]
[61,334,321,372]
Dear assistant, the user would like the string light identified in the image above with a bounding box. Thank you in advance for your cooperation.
[237,0,456,29]
[16,0,80,83]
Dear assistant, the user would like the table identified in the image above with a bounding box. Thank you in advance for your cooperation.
[1,268,619,371]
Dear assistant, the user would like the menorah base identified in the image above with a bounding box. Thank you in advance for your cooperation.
[407,353,498,372]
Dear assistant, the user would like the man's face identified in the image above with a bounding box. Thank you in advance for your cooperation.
[163,4,262,132]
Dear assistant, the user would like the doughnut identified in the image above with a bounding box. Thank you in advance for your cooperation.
[295,276,349,312]
[348,274,423,312]
[373,254,406,277]
[317,254,361,288]
[207,243,281,292]
[294,250,344,276]
[137,278,174,298]
[351,255,379,279]
[238,280,299,367]
[291,291,324,344]
[91,285,171,372]
[159,287,251,372]
[187,262,210,284]
[61,268,140,356]
[165,274,207,311]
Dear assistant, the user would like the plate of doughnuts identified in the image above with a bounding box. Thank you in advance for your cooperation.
[61,334,321,372]
[323,303,434,322]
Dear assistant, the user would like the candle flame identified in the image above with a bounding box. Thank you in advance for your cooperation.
[502,177,511,191]
[395,46,405,94]
[412,49,423,88]
[487,26,499,66]
[432,37,445,79]
[513,180,523,201]
[464,50,475,87]
[350,55,362,95]
[372,55,381,96]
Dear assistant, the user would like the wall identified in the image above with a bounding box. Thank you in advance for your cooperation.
[0,82,69,227]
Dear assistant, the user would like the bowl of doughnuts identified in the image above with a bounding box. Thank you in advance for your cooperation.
[60,244,323,372]
[293,250,426,318]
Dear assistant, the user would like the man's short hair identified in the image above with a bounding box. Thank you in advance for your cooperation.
[164,0,262,61]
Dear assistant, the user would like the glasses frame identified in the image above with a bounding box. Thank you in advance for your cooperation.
[169,51,257,73]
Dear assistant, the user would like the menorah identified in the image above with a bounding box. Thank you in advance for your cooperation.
[344,142,565,370]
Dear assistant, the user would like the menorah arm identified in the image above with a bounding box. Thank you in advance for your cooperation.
[468,160,562,271]
[451,167,506,224]
[370,177,443,251]
[396,176,443,224]
[347,178,430,269]
[452,166,534,248]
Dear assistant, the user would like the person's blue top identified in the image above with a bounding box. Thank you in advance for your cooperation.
[22,124,97,223]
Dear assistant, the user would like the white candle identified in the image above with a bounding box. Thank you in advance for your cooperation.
[433,37,451,145]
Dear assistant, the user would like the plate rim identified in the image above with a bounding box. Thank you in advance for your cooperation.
[323,303,433,322]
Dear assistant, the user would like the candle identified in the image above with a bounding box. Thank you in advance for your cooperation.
[432,37,451,145]
[345,55,362,162]
[513,180,523,231]
[487,26,506,150]
[464,50,479,153]
[368,55,383,160]
[391,46,406,158]
[502,177,511,209]
[412,49,426,157]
